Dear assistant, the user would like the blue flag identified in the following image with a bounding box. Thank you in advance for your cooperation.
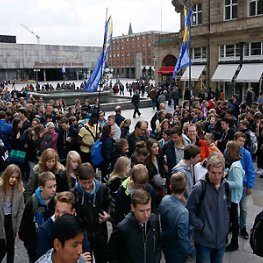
[84,16,113,92]
[172,6,192,79]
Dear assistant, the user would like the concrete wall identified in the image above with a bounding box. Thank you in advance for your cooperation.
[0,43,102,69]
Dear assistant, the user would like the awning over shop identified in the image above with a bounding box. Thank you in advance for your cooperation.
[235,63,263,83]
[180,65,205,81]
[157,67,174,74]
[211,64,239,82]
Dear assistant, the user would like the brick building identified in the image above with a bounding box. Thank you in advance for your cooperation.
[107,27,163,79]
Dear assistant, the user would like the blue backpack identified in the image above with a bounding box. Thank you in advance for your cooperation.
[91,140,104,167]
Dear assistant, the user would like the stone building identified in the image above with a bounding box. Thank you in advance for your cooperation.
[0,36,101,82]
[156,0,263,99]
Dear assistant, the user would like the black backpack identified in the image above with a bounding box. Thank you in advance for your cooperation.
[250,210,263,257]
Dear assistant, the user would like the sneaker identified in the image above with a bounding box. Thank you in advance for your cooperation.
[256,168,263,174]
[225,242,239,252]
[239,228,249,239]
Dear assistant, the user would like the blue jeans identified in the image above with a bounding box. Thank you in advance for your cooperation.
[195,243,225,263]
[239,188,248,230]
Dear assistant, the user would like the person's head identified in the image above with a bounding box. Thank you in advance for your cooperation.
[170,172,187,194]
[185,123,197,142]
[114,138,129,154]
[239,119,249,130]
[54,191,76,219]
[60,117,70,131]
[171,126,183,145]
[52,214,85,263]
[225,141,241,163]
[12,117,22,132]
[131,164,149,188]
[204,133,215,146]
[98,111,105,121]
[234,131,247,148]
[134,141,149,164]
[131,189,151,224]
[207,154,225,187]
[46,121,55,134]
[184,144,201,165]
[89,113,98,124]
[38,171,57,199]
[135,120,148,137]
[110,156,131,180]
[221,118,230,130]
[107,114,115,126]
[18,107,27,119]
[31,118,41,128]
[0,164,23,193]
[146,138,159,158]
[77,162,95,192]
[101,123,113,138]
[66,151,81,172]
[39,148,60,172]
[115,106,122,114]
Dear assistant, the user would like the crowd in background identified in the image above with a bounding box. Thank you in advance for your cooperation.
[0,79,263,263]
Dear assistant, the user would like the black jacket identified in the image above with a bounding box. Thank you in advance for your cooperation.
[108,212,161,263]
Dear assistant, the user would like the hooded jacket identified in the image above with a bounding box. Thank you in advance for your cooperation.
[72,179,109,235]
[186,175,231,249]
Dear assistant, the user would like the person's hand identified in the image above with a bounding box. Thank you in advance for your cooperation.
[246,188,252,195]
[16,132,21,139]
[98,211,110,223]
[66,137,72,143]
[82,252,92,263]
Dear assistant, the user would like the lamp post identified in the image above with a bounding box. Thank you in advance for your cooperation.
[33,68,40,82]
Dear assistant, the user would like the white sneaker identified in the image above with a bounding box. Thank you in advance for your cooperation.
[256,168,263,174]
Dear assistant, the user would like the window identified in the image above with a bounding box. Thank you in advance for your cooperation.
[192,47,207,60]
[251,42,262,55]
[192,3,202,25]
[224,0,237,20]
[249,0,263,16]
[219,44,240,58]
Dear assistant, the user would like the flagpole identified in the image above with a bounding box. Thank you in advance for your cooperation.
[188,11,192,116]
[98,8,108,114]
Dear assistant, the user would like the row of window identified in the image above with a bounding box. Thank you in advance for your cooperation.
[191,0,262,26]
[114,35,152,43]
[219,41,263,58]
[189,41,262,60]
[111,43,151,51]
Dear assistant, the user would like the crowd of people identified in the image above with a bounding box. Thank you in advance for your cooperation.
[0,80,263,263]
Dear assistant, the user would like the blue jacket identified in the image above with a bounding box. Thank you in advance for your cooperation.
[226,160,244,204]
[186,175,231,249]
[160,195,195,263]
[240,147,255,189]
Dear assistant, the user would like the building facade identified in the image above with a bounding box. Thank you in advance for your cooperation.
[156,0,263,99]
[107,30,163,79]
[0,38,101,82]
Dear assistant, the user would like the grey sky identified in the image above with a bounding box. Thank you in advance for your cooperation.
[0,0,180,46]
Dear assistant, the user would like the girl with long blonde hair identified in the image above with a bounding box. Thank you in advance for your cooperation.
[24,148,65,202]
[58,151,81,191]
[0,164,24,263]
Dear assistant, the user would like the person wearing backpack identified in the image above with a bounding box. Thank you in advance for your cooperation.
[0,110,12,150]
[78,113,98,163]
[186,154,231,263]
[19,171,56,263]
[71,162,110,263]
[99,123,115,182]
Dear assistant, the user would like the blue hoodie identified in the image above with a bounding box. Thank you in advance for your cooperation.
[34,187,51,227]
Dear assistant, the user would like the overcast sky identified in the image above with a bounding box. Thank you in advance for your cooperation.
[0,0,180,47]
